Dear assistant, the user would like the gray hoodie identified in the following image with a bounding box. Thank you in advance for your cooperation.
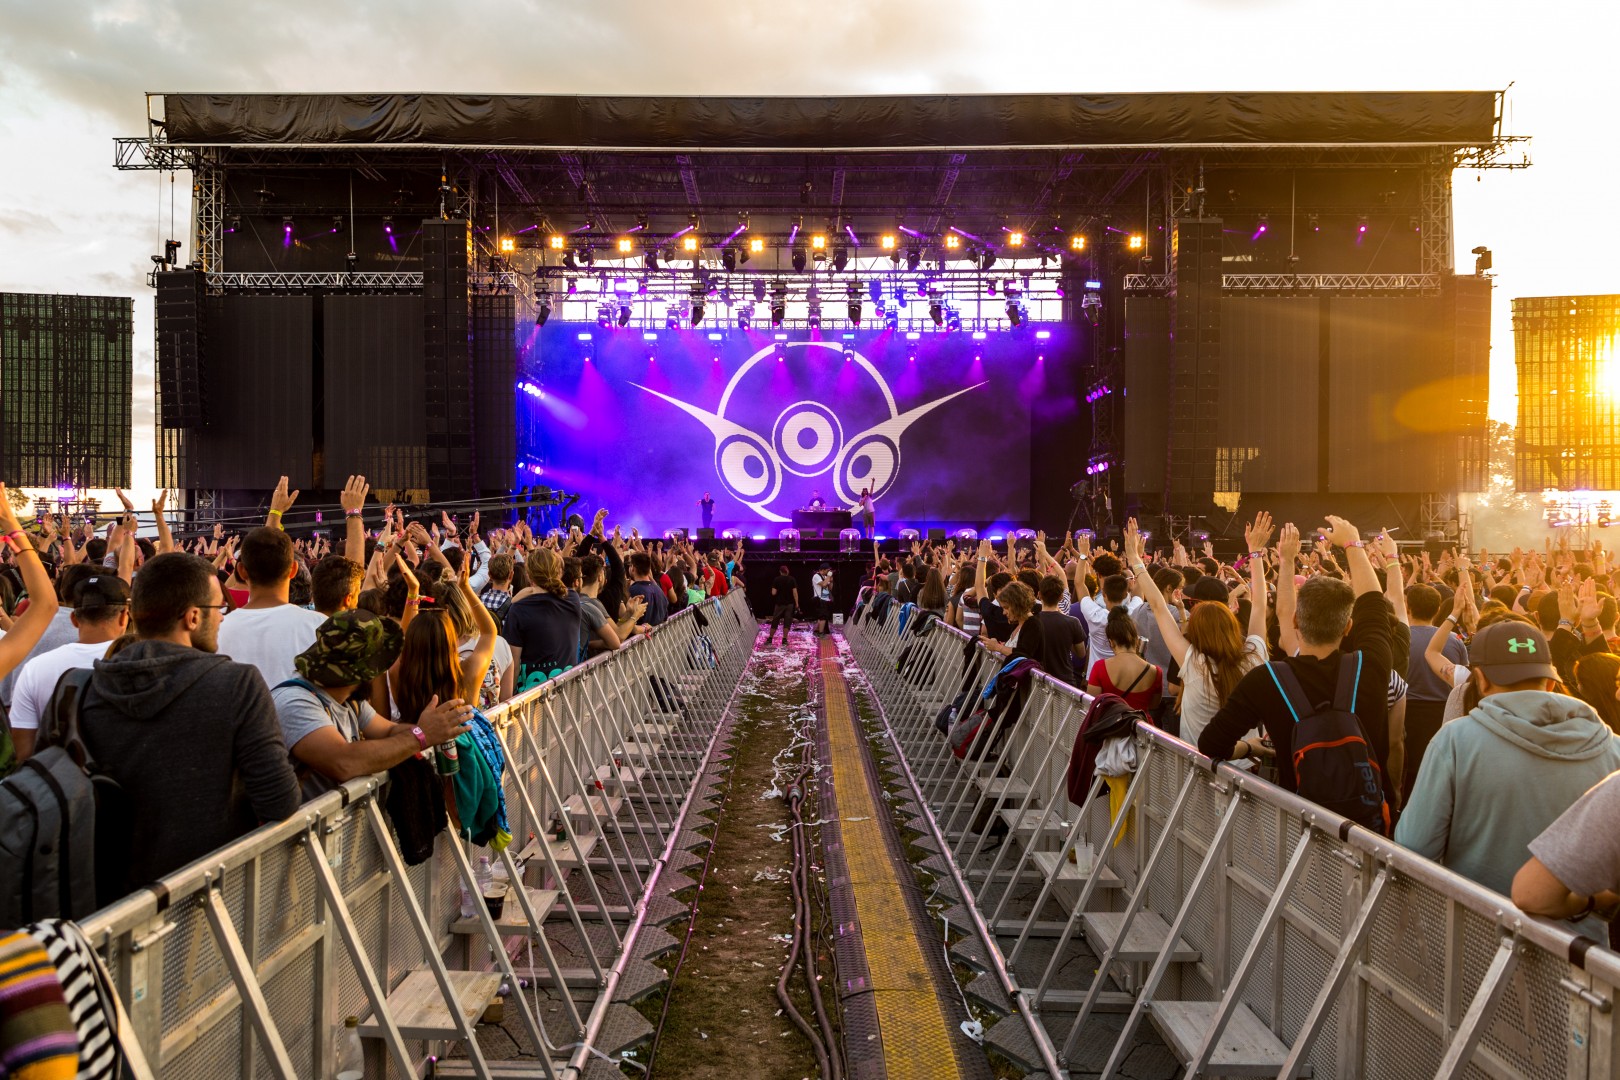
[80,639,299,904]
[1395,691,1620,913]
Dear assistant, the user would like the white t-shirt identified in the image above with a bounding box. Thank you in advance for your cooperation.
[7,640,113,732]
[1078,595,1144,661]
[1178,634,1268,749]
[812,573,831,601]
[217,604,328,689]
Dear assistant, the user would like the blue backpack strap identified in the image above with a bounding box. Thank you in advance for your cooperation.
[273,678,321,694]
[1334,652,1364,713]
[1263,662,1313,725]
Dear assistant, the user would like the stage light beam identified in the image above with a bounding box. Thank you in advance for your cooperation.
[1127,234,1146,252]
[1069,235,1087,252]
[548,234,566,250]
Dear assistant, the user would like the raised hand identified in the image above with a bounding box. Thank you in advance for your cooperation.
[152,490,168,515]
[1277,522,1301,568]
[341,475,370,514]
[1244,511,1274,555]
[1123,517,1143,564]
[115,488,135,513]
[1321,515,1361,551]
[1579,577,1602,625]
[270,475,299,515]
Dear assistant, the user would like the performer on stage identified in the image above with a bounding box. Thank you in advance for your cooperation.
[808,489,827,508]
[859,485,876,539]
[698,491,715,531]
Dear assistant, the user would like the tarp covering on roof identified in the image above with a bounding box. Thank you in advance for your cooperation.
[161,91,1498,149]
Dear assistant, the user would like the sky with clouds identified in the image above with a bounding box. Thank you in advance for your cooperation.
[1,0,1615,499]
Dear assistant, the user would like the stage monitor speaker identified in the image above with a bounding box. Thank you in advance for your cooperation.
[927,528,946,543]
[697,528,715,540]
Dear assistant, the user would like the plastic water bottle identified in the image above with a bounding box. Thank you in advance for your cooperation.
[459,880,475,920]
[334,1016,363,1080]
[476,855,494,899]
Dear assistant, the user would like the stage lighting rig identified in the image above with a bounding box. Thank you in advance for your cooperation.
[1007,230,1025,248]
[617,237,634,254]
[807,285,822,329]
[928,291,944,327]
[792,244,807,272]
[646,248,661,272]
[596,303,614,329]
[1127,233,1146,252]
[689,284,706,326]
[753,280,766,302]
[847,281,863,323]
[810,233,827,257]
[738,305,752,330]
[943,233,962,253]
[906,246,921,271]
[1069,235,1086,252]
[883,304,899,331]
[977,249,997,272]
[1005,297,1026,327]
[722,247,737,272]
[749,237,765,255]
[946,305,962,333]
[832,243,849,273]
[617,300,632,328]
[664,305,681,330]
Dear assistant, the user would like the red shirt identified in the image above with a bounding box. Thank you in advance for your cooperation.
[704,565,729,596]
[1088,658,1162,712]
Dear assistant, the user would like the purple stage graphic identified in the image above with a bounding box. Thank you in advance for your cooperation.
[522,326,1072,535]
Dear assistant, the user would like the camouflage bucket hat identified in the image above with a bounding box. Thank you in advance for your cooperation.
[295,609,404,686]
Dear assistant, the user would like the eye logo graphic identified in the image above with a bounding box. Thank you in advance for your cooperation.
[631,341,983,522]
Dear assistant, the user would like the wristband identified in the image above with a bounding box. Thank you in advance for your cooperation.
[1131,563,1147,573]
[1248,550,1266,558]
[268,508,283,518]
[405,597,421,607]
[1574,895,1597,919]
[1344,540,1365,549]
[345,509,362,518]
[410,725,428,751]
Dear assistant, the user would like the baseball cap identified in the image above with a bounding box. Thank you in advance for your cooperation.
[295,609,404,687]
[71,574,131,613]
[1186,576,1230,606]
[1469,622,1557,685]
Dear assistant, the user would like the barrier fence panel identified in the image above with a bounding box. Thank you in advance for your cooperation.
[845,603,1620,1080]
[77,592,757,1080]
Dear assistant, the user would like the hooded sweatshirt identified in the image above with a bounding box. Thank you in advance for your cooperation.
[1395,691,1620,903]
[79,639,299,904]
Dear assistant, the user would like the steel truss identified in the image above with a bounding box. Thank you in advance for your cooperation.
[204,271,424,290]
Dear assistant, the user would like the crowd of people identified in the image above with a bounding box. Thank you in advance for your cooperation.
[3,480,1618,941]
[859,515,1620,941]
[0,478,747,913]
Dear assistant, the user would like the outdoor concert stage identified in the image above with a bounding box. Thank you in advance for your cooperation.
[125,90,1508,542]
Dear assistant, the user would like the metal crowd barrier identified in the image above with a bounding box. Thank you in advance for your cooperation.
[78,592,757,1079]
[845,605,1620,1080]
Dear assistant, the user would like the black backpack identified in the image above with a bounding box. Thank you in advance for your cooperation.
[1264,654,1390,835]
[0,668,112,927]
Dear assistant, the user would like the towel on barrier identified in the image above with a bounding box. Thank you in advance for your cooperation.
[452,711,512,852]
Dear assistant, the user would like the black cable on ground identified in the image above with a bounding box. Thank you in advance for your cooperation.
[790,721,842,1080]
[778,761,835,1078]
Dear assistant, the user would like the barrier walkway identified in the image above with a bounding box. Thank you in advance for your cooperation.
[845,607,1620,1080]
[815,636,990,1080]
[77,592,756,1080]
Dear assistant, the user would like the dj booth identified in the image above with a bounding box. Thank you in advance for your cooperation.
[790,506,854,536]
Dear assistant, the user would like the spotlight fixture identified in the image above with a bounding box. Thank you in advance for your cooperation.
[1356,216,1369,236]
[880,233,898,252]
[331,215,343,233]
[689,284,706,326]
[791,245,807,272]
[562,251,578,271]
[774,342,788,363]
[946,306,962,333]
[831,243,849,273]
[664,305,681,330]
[547,234,566,250]
[770,282,788,327]
[500,237,516,253]
[1308,213,1320,233]
[722,247,737,272]
[1409,215,1422,233]
[581,247,595,267]
[535,294,552,326]
[868,279,882,305]
[807,285,822,329]
[646,248,661,272]
[617,237,634,254]
[749,237,765,255]
[282,216,294,235]
[810,233,827,255]
[1127,234,1146,252]
[681,235,701,253]
[738,305,752,330]
[943,233,962,252]
[977,249,997,272]
[1007,230,1025,247]
[843,348,856,363]
[617,301,632,328]
[1069,235,1087,252]
[596,303,614,329]
[381,215,393,235]
[846,281,863,323]
[905,246,921,271]
[883,304,899,331]
[928,293,944,326]
[753,280,766,302]
[1253,214,1270,241]
[1005,298,1026,327]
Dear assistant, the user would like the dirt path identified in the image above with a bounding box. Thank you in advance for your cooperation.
[645,630,833,1080]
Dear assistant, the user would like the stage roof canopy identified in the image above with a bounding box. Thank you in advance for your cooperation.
[159,91,1501,150]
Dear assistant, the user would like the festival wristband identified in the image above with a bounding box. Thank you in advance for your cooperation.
[410,726,428,750]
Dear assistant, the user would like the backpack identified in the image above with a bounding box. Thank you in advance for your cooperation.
[0,668,112,927]
[1265,654,1391,835]
[948,658,1040,759]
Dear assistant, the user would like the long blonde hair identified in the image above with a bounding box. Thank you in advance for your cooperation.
[525,548,567,597]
